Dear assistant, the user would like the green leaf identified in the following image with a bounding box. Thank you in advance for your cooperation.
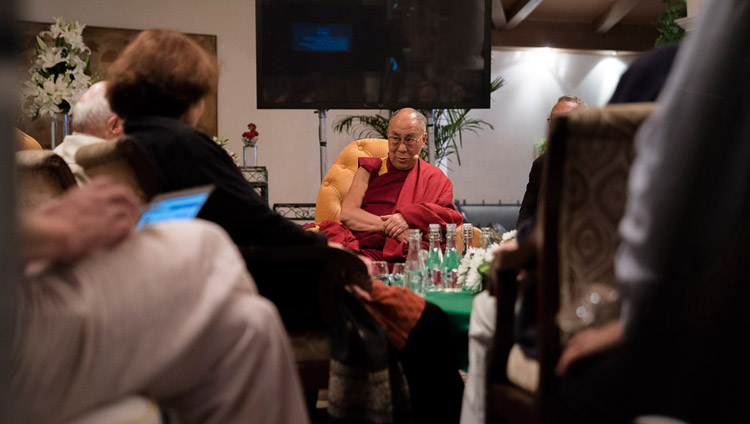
[477,262,490,277]
[35,36,46,52]
[332,114,389,139]
[653,0,686,46]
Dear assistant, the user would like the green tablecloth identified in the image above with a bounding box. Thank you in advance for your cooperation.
[425,290,475,371]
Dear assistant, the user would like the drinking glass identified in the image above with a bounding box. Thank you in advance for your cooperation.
[419,250,428,267]
[390,263,405,287]
[406,267,425,297]
[372,261,389,284]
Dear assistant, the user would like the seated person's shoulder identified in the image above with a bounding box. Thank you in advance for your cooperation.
[358,157,384,174]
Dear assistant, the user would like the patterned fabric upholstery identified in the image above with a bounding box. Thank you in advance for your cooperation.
[555,103,655,340]
[315,138,389,225]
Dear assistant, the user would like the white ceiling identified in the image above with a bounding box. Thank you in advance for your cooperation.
[499,0,665,26]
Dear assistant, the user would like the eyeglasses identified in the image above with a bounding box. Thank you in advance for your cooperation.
[388,135,422,148]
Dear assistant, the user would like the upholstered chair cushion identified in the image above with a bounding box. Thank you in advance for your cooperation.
[315,138,389,225]
[15,128,43,151]
[555,104,652,341]
[16,150,76,209]
[75,136,160,204]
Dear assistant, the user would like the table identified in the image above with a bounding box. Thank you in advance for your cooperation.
[240,166,268,205]
[425,290,475,371]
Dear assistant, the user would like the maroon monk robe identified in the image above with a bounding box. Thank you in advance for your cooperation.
[320,156,463,262]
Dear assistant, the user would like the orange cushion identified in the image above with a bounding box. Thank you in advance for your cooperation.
[314,138,388,224]
[15,129,43,151]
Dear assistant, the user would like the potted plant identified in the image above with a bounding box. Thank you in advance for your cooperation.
[333,76,504,167]
[654,0,687,46]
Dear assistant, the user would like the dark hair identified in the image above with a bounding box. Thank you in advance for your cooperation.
[107,29,217,119]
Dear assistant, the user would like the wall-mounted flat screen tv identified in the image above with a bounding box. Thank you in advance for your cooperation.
[256,0,492,110]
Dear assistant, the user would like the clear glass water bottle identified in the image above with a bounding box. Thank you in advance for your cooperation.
[462,223,473,257]
[441,223,460,291]
[480,227,491,249]
[404,228,425,297]
[424,223,443,291]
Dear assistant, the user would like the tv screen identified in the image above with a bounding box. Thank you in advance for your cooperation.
[256,0,492,110]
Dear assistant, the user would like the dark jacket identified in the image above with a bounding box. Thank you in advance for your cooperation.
[124,116,326,248]
[516,154,544,228]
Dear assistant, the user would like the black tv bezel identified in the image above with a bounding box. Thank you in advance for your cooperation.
[255,0,493,110]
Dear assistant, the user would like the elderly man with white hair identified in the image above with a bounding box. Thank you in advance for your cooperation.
[53,80,120,183]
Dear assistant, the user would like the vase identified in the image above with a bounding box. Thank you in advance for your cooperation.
[241,136,259,166]
[50,112,69,149]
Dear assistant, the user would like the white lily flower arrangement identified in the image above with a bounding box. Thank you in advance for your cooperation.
[23,17,92,120]
[458,229,518,294]
[212,136,241,166]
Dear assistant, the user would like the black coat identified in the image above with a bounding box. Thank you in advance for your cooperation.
[124,116,326,248]
[516,154,544,229]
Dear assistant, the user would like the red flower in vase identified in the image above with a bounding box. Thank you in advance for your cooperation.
[242,123,259,140]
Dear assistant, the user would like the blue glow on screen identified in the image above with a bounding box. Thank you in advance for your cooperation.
[136,192,209,229]
[292,23,352,52]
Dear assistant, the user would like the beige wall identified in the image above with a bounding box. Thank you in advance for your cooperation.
[19,0,636,207]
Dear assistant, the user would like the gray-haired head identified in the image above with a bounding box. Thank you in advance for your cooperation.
[70,81,120,140]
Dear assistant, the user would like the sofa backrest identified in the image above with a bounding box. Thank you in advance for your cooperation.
[455,203,521,232]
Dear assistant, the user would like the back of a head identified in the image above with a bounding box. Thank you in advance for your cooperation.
[551,95,587,116]
[70,81,113,137]
[106,29,217,120]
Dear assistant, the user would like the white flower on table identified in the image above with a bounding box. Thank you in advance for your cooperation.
[501,229,517,243]
[458,244,498,294]
[458,229,519,294]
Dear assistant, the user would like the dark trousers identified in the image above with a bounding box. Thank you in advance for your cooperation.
[398,301,464,424]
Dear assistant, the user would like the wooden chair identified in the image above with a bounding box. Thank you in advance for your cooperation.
[315,138,480,249]
[486,103,655,424]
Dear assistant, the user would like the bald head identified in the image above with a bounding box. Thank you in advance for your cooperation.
[550,95,587,117]
[390,108,427,134]
[71,81,120,140]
